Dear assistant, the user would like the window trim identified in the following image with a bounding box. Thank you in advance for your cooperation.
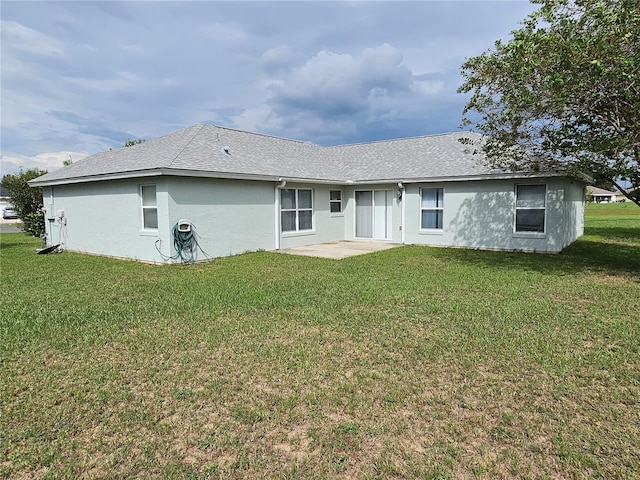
[329,189,343,215]
[419,187,444,232]
[281,188,314,233]
[514,183,546,236]
[140,184,158,231]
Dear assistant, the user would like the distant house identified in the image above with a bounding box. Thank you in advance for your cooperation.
[616,186,638,203]
[29,124,587,263]
[587,186,621,203]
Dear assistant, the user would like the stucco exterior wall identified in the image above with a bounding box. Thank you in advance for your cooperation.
[402,177,584,253]
[166,177,275,259]
[43,177,170,263]
[41,174,584,262]
[278,183,346,249]
[342,184,403,243]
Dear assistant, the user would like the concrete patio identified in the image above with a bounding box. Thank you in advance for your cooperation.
[279,240,401,259]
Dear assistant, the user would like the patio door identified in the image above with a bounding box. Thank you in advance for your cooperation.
[355,190,393,239]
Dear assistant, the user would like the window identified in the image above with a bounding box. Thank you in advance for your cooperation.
[420,188,444,229]
[281,188,313,232]
[515,184,546,233]
[330,190,342,213]
[140,184,158,229]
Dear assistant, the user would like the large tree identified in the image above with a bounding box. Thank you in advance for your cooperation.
[459,0,639,206]
[1,169,47,237]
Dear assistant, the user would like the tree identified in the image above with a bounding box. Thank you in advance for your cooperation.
[459,0,640,206]
[124,138,145,147]
[1,169,47,237]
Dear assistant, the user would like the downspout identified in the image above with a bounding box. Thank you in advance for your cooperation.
[398,181,405,244]
[46,186,54,247]
[275,179,287,250]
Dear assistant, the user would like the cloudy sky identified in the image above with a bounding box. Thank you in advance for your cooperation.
[1,0,536,174]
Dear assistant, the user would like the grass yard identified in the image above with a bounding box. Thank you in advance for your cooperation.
[1,203,639,479]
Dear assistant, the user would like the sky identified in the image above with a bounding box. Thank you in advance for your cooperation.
[1,0,537,175]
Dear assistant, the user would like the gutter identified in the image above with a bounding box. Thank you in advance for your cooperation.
[28,168,287,187]
[349,171,579,185]
[29,167,590,188]
[29,169,348,188]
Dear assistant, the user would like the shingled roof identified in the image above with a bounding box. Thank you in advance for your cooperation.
[31,124,510,186]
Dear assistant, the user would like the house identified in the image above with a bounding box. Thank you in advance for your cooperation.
[29,124,586,263]
[586,186,620,203]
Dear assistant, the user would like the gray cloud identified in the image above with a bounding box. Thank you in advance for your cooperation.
[1,1,537,160]
[260,43,464,144]
[262,44,417,140]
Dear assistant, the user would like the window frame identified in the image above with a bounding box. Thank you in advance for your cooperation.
[140,184,158,231]
[420,187,444,232]
[281,188,314,233]
[329,189,343,215]
[514,184,546,235]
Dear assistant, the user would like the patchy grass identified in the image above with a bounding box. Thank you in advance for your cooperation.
[1,204,639,479]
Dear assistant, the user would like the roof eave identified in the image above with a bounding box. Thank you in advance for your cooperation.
[353,171,584,184]
[29,168,588,188]
[29,168,351,187]
[29,168,282,187]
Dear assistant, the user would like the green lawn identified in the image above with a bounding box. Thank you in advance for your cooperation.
[1,203,639,479]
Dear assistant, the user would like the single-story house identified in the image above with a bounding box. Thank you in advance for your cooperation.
[30,124,586,263]
[586,186,621,203]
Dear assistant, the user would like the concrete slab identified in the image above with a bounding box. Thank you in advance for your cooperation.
[279,241,401,259]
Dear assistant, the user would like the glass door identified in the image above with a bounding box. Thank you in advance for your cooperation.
[356,190,392,239]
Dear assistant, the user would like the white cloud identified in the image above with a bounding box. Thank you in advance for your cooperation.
[1,151,89,176]
[267,44,414,117]
[260,45,299,73]
[1,20,65,57]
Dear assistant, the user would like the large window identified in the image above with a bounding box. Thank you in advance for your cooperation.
[330,190,343,213]
[515,184,546,233]
[140,184,158,230]
[281,188,313,232]
[420,187,444,230]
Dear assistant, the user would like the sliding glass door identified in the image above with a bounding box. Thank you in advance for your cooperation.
[355,190,392,239]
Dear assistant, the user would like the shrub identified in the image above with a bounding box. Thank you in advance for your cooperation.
[1,168,47,238]
[22,211,46,238]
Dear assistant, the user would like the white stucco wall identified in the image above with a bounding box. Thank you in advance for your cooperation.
[402,177,584,253]
[166,177,275,259]
[342,184,404,243]
[41,174,584,262]
[43,177,170,262]
[278,183,346,249]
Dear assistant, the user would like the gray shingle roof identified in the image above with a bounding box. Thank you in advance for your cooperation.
[31,124,503,186]
[333,131,491,181]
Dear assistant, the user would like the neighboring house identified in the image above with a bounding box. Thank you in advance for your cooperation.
[587,186,619,203]
[29,124,586,263]
[615,186,638,203]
